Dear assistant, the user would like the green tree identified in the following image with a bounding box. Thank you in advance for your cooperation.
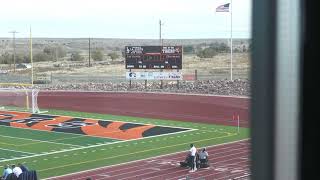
[15,54,24,64]
[183,45,195,54]
[43,46,66,60]
[196,47,218,58]
[92,49,104,61]
[209,42,229,53]
[34,52,53,62]
[43,46,54,55]
[121,50,125,58]
[0,52,11,64]
[56,46,67,58]
[70,52,83,61]
[108,52,119,61]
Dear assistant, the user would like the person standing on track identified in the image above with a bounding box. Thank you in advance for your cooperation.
[189,143,197,172]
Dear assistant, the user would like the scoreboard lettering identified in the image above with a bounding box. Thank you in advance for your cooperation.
[126,46,143,54]
[125,46,182,69]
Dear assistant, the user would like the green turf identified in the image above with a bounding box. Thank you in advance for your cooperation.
[0,149,33,159]
[0,125,118,146]
[0,109,250,179]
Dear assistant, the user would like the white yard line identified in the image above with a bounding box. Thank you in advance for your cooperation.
[0,134,82,148]
[0,128,215,164]
[0,148,36,155]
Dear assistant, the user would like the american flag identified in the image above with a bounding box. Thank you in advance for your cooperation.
[216,3,230,12]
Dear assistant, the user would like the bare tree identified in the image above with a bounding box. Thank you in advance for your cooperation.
[108,52,119,61]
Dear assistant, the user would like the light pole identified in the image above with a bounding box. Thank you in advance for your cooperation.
[9,30,18,72]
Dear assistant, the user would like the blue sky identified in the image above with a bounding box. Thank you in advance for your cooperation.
[0,0,252,39]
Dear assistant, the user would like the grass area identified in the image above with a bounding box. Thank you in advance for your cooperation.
[0,109,249,179]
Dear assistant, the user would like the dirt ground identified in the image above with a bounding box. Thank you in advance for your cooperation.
[1,53,250,76]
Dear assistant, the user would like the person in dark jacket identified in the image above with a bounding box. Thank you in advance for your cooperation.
[17,164,28,173]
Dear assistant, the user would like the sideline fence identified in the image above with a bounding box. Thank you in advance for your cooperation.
[0,67,249,85]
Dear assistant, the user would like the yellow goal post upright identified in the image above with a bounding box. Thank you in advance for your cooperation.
[0,83,41,113]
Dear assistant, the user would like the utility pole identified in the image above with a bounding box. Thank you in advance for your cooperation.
[9,30,18,72]
[159,20,163,46]
[159,20,165,45]
[159,20,164,89]
[55,44,58,61]
[88,38,91,67]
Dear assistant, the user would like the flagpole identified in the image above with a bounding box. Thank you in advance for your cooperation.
[230,0,233,81]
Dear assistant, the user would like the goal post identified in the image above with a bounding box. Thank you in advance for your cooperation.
[0,88,40,113]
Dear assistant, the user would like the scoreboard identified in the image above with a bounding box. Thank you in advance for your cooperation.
[125,46,182,69]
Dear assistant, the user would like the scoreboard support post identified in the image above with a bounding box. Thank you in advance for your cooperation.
[129,69,132,89]
[177,69,180,89]
[160,69,163,89]
[195,69,198,81]
[144,70,147,89]
[145,79,147,89]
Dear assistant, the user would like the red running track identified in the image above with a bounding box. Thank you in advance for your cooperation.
[38,91,250,127]
[47,139,250,180]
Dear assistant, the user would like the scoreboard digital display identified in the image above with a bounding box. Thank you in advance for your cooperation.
[125,46,182,69]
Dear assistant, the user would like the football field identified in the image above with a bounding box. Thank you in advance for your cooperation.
[0,109,249,179]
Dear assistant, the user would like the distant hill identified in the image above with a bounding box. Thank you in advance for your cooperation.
[0,38,250,53]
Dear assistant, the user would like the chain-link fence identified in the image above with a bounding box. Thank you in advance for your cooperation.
[48,67,249,84]
[1,67,250,84]
[0,68,250,96]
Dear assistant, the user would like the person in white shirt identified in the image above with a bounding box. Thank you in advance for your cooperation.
[189,143,197,172]
[11,165,22,178]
